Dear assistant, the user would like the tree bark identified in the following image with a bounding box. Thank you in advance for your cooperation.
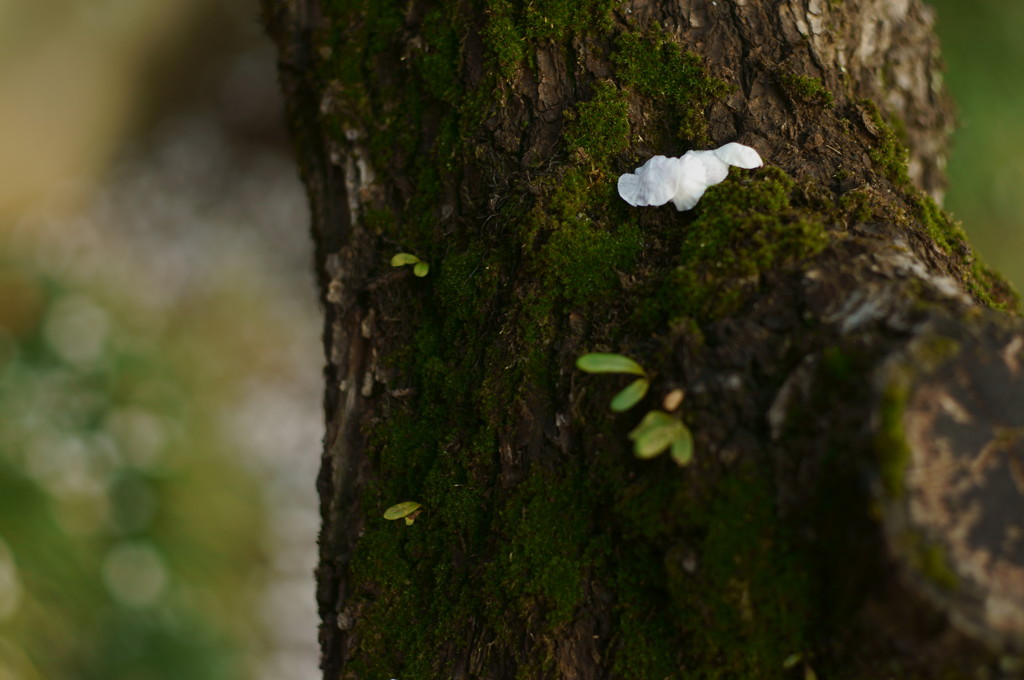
[262,0,1024,677]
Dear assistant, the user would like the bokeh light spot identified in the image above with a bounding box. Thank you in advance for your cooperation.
[0,537,21,621]
[101,541,168,607]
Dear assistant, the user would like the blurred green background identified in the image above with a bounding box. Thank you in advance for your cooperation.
[0,1,1020,678]
[929,0,1024,286]
[0,1,320,679]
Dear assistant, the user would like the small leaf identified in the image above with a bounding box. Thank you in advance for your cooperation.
[628,410,677,438]
[576,353,646,376]
[384,501,422,521]
[633,425,679,458]
[804,664,818,680]
[628,410,682,459]
[391,253,421,267]
[782,653,802,670]
[670,425,694,466]
[610,378,649,412]
[629,411,693,461]
[413,261,430,277]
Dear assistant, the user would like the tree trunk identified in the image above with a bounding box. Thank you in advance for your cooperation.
[262,0,1024,677]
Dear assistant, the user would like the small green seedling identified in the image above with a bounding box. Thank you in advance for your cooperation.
[383,501,423,525]
[628,410,693,466]
[577,353,698,465]
[391,252,429,277]
[575,353,649,412]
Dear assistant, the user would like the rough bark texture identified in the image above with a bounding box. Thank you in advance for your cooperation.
[262,0,1024,677]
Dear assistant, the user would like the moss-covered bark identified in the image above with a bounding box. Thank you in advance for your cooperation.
[263,0,1024,677]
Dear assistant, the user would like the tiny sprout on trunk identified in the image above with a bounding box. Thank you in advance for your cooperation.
[576,353,695,466]
[576,352,649,412]
[628,410,693,466]
[384,501,423,525]
[390,252,430,277]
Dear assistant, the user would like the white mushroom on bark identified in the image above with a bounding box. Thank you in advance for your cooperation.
[617,142,764,211]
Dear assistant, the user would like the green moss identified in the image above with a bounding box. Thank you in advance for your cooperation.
[587,453,823,679]
[851,101,1018,311]
[639,167,828,324]
[838,187,877,223]
[875,337,961,503]
[670,468,813,676]
[517,161,640,311]
[417,8,464,104]
[363,206,398,235]
[913,192,968,255]
[483,0,528,84]
[434,245,502,323]
[612,477,679,542]
[613,26,731,143]
[541,218,641,308]
[779,73,835,107]
[484,470,592,628]
[482,0,620,84]
[862,100,912,188]
[422,456,490,536]
[523,0,618,42]
[908,533,959,591]
[345,511,428,677]
[517,292,559,385]
[347,393,503,678]
[547,166,593,222]
[563,81,631,166]
[608,547,682,678]
[876,379,911,500]
[909,193,1020,309]
[968,259,1019,312]
[341,142,644,670]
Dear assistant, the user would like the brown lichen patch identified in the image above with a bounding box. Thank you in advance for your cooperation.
[879,322,1024,652]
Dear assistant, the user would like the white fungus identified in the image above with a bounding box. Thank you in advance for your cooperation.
[616,142,764,211]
